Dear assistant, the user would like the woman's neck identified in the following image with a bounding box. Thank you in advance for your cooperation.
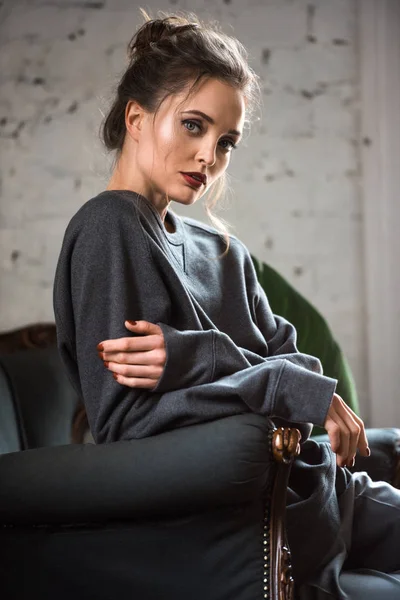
[106,182,175,234]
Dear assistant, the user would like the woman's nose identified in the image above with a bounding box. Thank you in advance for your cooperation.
[197,142,217,167]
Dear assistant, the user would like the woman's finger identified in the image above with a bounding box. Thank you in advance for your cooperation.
[124,320,162,336]
[98,334,164,354]
[333,398,361,466]
[324,402,350,467]
[356,424,370,457]
[106,361,163,380]
[112,373,159,390]
[103,348,166,366]
[342,405,370,457]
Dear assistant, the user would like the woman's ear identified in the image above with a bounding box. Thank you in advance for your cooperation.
[125,100,145,142]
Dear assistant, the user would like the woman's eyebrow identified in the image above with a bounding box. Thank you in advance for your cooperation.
[181,109,242,138]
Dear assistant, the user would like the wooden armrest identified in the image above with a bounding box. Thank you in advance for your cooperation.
[269,427,301,600]
[0,323,57,355]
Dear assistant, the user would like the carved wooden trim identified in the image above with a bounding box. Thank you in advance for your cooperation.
[272,427,301,465]
[0,323,57,354]
[269,427,301,600]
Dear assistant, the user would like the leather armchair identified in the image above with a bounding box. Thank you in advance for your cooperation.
[0,414,299,600]
[0,324,299,600]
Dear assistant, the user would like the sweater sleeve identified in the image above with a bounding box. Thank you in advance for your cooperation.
[155,321,329,389]
[154,324,336,431]
[54,198,171,442]
[155,242,326,387]
[153,250,336,430]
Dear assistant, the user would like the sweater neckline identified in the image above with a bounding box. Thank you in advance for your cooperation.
[110,189,185,245]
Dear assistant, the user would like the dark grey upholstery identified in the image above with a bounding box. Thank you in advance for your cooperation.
[0,345,282,599]
[0,346,80,453]
[0,412,274,525]
[0,413,275,600]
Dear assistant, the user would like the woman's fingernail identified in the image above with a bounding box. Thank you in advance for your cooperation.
[113,373,118,381]
[366,447,371,457]
[126,320,137,326]
[351,457,355,467]
[98,352,104,360]
[97,343,104,351]
[104,361,109,368]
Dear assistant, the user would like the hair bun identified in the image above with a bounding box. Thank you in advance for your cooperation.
[127,14,200,62]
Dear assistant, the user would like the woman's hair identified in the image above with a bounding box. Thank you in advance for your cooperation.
[100,9,261,253]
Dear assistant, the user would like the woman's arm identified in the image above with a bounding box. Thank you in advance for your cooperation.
[98,244,324,393]
[100,318,326,391]
[95,241,369,465]
[54,196,173,443]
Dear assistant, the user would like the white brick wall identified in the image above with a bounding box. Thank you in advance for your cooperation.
[0,0,368,417]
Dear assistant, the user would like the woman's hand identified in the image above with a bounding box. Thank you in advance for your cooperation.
[324,392,370,468]
[97,321,166,389]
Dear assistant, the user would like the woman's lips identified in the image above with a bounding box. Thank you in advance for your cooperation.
[181,173,204,189]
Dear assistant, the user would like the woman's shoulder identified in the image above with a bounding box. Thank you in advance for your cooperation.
[72,190,142,223]
[63,190,148,242]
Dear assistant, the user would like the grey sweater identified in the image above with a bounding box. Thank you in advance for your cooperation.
[53,189,337,444]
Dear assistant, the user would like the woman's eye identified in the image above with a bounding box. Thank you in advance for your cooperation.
[182,120,237,152]
[182,119,201,133]
[219,139,237,152]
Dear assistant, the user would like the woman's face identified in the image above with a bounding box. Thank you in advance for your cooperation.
[125,77,246,213]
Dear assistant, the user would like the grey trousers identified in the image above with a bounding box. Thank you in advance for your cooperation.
[297,472,400,599]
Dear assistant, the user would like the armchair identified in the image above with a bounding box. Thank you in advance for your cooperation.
[0,324,300,600]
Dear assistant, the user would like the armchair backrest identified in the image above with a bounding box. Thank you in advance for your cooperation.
[0,345,80,453]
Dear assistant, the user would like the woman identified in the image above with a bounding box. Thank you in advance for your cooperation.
[53,10,400,599]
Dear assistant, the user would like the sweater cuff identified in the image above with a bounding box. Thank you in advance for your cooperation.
[274,360,337,427]
[152,323,214,393]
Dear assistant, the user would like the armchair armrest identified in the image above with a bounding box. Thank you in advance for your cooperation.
[0,414,301,600]
[0,413,274,525]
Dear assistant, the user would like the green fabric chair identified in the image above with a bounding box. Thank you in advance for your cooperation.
[251,256,360,436]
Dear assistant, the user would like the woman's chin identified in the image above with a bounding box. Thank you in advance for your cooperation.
[167,187,202,206]
[177,194,200,207]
